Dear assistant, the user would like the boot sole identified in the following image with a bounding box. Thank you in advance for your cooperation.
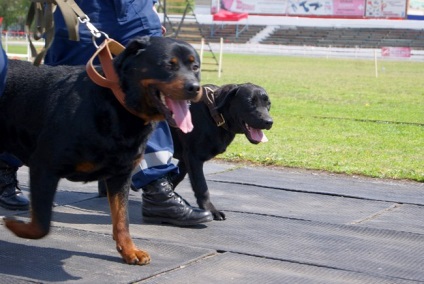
[0,201,29,211]
[142,215,213,226]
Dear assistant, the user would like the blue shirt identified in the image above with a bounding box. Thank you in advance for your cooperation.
[0,45,7,96]
[45,0,162,66]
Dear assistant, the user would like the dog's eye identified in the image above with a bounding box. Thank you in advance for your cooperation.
[192,64,200,72]
[261,95,271,109]
[166,60,179,71]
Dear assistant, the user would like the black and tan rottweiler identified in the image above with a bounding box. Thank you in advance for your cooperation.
[0,36,202,265]
[171,83,273,221]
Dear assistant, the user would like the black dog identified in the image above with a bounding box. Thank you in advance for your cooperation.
[0,36,202,265]
[171,83,273,220]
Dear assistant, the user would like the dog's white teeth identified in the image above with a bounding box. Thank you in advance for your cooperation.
[160,94,166,105]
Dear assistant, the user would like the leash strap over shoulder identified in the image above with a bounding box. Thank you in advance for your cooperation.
[26,0,86,66]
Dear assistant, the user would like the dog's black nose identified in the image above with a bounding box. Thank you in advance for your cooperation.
[264,118,273,130]
[185,82,200,96]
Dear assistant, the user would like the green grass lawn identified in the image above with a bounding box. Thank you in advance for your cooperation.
[202,55,424,182]
[2,42,29,55]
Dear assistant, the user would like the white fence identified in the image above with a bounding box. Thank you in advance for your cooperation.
[4,34,424,63]
[193,42,424,62]
[1,33,44,61]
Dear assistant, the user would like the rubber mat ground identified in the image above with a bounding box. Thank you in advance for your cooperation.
[1,161,423,283]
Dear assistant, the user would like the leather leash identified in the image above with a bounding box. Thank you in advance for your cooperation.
[26,0,87,66]
[202,86,228,130]
[26,0,106,66]
[26,2,145,120]
[86,38,146,120]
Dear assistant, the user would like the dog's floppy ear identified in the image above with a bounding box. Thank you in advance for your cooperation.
[215,84,240,110]
[124,36,151,56]
[114,36,151,70]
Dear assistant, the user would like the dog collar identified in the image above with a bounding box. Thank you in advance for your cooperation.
[86,39,146,120]
[202,86,228,130]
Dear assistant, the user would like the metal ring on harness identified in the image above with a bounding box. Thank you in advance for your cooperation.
[92,32,110,49]
[78,15,109,48]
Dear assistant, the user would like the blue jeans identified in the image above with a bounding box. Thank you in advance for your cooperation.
[131,122,177,188]
[0,43,7,95]
[0,43,22,168]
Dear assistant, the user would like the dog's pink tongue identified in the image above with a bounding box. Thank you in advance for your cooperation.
[165,97,193,133]
[250,128,268,143]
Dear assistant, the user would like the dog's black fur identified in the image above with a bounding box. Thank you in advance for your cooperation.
[0,36,202,265]
[171,83,273,220]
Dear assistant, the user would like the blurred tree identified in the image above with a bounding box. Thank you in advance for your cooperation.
[0,0,30,30]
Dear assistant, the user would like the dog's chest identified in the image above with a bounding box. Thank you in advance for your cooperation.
[60,118,154,182]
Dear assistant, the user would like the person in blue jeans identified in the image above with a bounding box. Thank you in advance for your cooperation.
[0,35,30,210]
[0,0,212,225]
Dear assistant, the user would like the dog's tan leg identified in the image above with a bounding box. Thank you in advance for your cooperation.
[108,190,151,265]
[4,167,58,239]
[4,213,47,239]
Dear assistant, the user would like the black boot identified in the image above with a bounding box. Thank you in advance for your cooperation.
[142,175,213,226]
[0,161,30,210]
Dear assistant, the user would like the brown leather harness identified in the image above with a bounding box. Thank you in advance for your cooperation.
[85,38,155,121]
[202,86,228,131]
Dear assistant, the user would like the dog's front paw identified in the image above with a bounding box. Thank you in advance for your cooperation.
[201,202,226,221]
[212,210,226,221]
[3,217,48,239]
[117,245,151,265]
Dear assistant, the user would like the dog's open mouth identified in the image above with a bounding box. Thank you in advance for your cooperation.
[243,123,268,144]
[163,96,193,133]
[149,88,193,133]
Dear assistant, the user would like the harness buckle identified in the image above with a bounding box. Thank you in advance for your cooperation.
[217,114,226,127]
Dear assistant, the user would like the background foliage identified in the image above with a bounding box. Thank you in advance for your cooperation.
[0,0,28,30]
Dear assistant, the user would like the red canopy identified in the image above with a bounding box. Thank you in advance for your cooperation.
[213,10,248,22]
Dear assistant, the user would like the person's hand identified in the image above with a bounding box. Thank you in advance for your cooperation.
[153,4,166,35]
